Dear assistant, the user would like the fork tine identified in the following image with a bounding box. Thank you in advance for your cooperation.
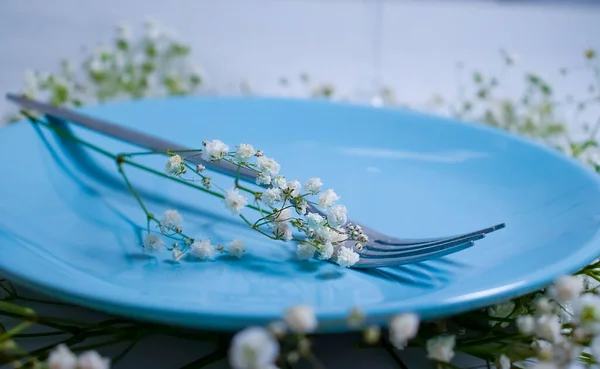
[370,223,505,249]
[366,230,486,252]
[360,234,484,258]
[352,241,476,269]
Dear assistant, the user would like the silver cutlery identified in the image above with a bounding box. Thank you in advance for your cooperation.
[6,93,505,268]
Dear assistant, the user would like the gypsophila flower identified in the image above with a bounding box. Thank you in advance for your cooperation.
[294,199,308,215]
[532,340,553,361]
[261,188,282,207]
[273,176,287,189]
[47,344,77,369]
[389,313,420,350]
[573,293,600,334]
[517,315,535,335]
[318,242,334,260]
[256,156,280,178]
[255,173,271,185]
[536,314,562,343]
[172,248,184,261]
[165,154,185,175]
[549,275,584,303]
[364,326,381,344]
[76,350,110,369]
[143,233,164,251]
[497,354,510,369]
[327,204,348,227]
[316,226,347,245]
[272,208,291,223]
[190,239,215,260]
[196,164,205,172]
[228,327,279,369]
[591,336,600,360]
[201,139,229,161]
[160,209,183,232]
[336,246,360,268]
[347,307,365,328]
[318,189,340,209]
[304,177,323,195]
[487,300,515,327]
[202,176,212,189]
[426,335,455,363]
[228,239,245,258]
[224,189,247,215]
[285,180,301,197]
[284,305,317,333]
[235,143,256,163]
[296,243,316,260]
[306,212,326,230]
[274,222,293,241]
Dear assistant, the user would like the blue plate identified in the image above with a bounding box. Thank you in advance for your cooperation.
[1,96,600,331]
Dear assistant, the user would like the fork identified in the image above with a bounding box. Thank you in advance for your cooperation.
[6,93,505,268]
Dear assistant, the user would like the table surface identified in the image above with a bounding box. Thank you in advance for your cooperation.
[1,0,599,367]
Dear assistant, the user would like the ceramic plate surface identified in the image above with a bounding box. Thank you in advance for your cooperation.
[1,96,600,331]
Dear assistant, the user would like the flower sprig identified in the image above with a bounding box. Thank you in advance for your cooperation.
[135,139,362,267]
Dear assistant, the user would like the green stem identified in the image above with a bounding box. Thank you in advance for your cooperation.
[0,321,33,341]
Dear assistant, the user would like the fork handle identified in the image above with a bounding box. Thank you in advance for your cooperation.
[6,94,258,183]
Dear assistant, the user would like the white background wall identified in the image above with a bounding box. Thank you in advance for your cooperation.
[1,0,599,115]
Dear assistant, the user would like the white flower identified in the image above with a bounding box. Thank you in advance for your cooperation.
[224,189,248,215]
[549,275,584,303]
[296,243,316,260]
[272,208,291,223]
[573,293,600,334]
[47,344,76,369]
[336,247,360,268]
[591,336,600,361]
[327,204,348,227]
[285,180,301,197]
[497,354,510,369]
[190,239,215,260]
[256,173,272,185]
[77,351,110,369]
[172,248,184,261]
[487,300,515,327]
[116,22,132,40]
[315,226,347,245]
[201,139,229,161]
[235,143,255,163]
[294,199,308,215]
[261,188,282,207]
[389,313,420,350]
[165,154,185,175]
[516,315,535,335]
[143,233,164,251]
[304,178,323,195]
[557,302,573,324]
[318,189,340,209]
[284,305,317,333]
[273,176,287,189]
[256,156,280,178]
[581,274,600,291]
[274,222,292,241]
[426,335,455,363]
[228,327,279,369]
[532,340,553,361]
[228,239,245,258]
[535,314,561,343]
[318,242,334,260]
[160,209,183,231]
[306,212,326,230]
